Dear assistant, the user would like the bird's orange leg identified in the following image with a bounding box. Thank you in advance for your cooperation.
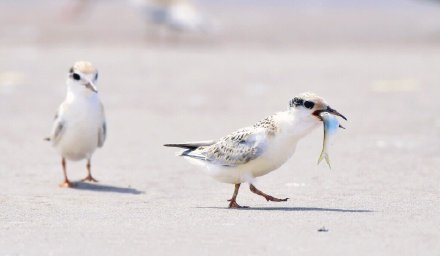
[249,184,288,202]
[227,184,249,208]
[81,159,98,182]
[59,157,74,188]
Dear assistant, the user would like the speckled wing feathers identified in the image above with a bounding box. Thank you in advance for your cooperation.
[182,115,278,167]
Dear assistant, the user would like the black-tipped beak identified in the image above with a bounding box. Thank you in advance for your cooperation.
[85,81,98,93]
[326,106,347,121]
[313,106,348,121]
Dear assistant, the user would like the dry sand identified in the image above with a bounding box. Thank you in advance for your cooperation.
[0,1,439,255]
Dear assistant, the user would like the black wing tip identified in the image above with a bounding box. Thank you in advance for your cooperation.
[44,137,51,141]
[164,143,179,147]
[163,143,205,149]
[163,143,193,149]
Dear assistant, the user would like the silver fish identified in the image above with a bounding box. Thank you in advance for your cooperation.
[318,112,341,169]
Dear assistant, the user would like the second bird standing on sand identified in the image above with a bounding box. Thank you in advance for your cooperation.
[46,61,106,188]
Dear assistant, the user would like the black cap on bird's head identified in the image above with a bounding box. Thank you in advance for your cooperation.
[290,92,347,125]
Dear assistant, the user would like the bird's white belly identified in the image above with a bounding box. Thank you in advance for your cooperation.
[57,124,98,161]
[191,140,298,184]
[55,104,101,161]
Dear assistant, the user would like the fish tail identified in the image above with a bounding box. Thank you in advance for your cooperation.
[318,150,325,164]
[318,151,331,169]
[325,154,331,169]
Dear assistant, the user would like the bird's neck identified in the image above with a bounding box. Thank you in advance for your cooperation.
[275,110,321,140]
[66,83,98,102]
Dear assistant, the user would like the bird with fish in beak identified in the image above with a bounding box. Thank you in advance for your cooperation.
[165,92,346,208]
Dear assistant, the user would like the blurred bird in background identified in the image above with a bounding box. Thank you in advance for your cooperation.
[131,0,213,33]
[61,0,215,37]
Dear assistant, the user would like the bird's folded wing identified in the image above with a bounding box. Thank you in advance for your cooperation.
[50,117,65,146]
[97,102,106,148]
[98,122,106,147]
[192,127,268,167]
[48,103,69,145]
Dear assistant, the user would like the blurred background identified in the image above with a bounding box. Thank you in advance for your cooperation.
[1,0,440,46]
[0,0,439,255]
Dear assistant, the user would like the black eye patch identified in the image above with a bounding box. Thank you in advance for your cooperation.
[304,101,315,109]
[72,73,81,81]
[290,97,315,109]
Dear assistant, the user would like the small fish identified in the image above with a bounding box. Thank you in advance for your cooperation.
[318,112,342,169]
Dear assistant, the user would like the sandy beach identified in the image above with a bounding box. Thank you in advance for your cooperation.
[0,1,439,255]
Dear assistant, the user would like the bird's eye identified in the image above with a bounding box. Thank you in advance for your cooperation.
[304,101,315,109]
[72,73,81,81]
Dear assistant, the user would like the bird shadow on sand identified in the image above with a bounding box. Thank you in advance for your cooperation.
[72,182,144,195]
[196,206,373,213]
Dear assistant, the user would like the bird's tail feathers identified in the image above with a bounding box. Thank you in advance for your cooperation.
[180,148,206,160]
[164,140,215,150]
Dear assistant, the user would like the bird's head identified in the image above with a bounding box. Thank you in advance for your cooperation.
[66,61,99,94]
[289,92,347,125]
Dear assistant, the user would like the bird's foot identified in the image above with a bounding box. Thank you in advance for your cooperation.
[264,195,289,202]
[227,199,249,209]
[249,185,289,203]
[59,180,75,188]
[81,175,98,183]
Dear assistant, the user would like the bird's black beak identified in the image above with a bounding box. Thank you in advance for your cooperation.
[313,106,347,128]
[325,106,347,121]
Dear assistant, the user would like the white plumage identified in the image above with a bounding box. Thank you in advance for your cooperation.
[48,61,106,187]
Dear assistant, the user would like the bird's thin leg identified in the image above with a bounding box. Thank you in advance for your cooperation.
[81,159,98,182]
[227,184,249,208]
[59,157,74,188]
[249,184,288,202]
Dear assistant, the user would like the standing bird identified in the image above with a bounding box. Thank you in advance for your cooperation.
[165,93,346,208]
[46,61,106,187]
